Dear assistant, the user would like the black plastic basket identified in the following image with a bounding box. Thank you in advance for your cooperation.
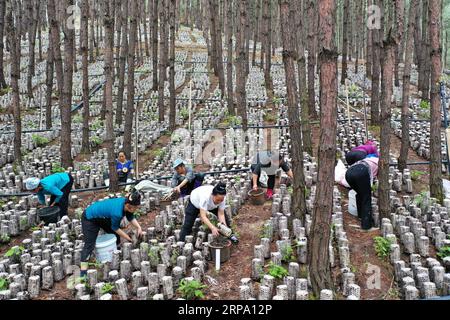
[37,206,60,225]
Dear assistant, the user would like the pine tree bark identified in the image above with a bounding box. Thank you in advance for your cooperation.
[89,0,95,62]
[294,0,312,155]
[45,27,54,130]
[308,0,337,297]
[81,0,90,153]
[225,0,234,115]
[143,0,150,57]
[6,0,22,165]
[420,0,431,101]
[366,0,373,79]
[114,0,122,78]
[236,0,248,131]
[26,0,38,99]
[124,0,138,158]
[252,0,261,67]
[307,0,318,119]
[279,0,307,223]
[169,0,176,131]
[158,0,167,123]
[370,0,382,125]
[103,0,118,192]
[116,0,128,126]
[379,32,396,221]
[60,0,75,168]
[0,0,7,89]
[209,0,225,97]
[398,0,417,172]
[429,0,443,203]
[152,0,159,91]
[394,0,404,87]
[341,0,349,84]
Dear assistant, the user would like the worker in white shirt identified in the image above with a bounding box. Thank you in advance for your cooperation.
[179,182,231,242]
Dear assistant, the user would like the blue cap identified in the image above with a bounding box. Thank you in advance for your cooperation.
[173,158,185,169]
[25,177,41,190]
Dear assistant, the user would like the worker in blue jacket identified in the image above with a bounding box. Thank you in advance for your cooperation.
[25,172,74,220]
[79,191,143,277]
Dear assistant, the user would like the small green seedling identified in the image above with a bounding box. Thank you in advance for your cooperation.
[0,234,10,244]
[177,279,207,300]
[437,246,450,259]
[0,277,9,290]
[101,282,115,295]
[410,170,426,181]
[267,262,289,279]
[51,162,66,174]
[5,246,25,260]
[32,134,50,147]
[280,243,295,263]
[374,237,392,260]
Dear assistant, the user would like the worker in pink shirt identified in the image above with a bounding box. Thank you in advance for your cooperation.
[345,156,379,231]
[345,140,379,166]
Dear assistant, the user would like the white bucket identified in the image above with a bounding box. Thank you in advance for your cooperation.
[348,190,358,217]
[95,233,117,263]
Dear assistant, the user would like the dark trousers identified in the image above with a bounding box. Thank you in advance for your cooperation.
[49,174,74,219]
[179,200,232,242]
[80,212,120,263]
[252,174,276,190]
[345,164,373,230]
[345,150,367,166]
[179,173,205,197]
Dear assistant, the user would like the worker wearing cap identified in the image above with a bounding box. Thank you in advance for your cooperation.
[25,172,74,220]
[179,183,230,241]
[79,191,144,277]
[171,158,205,197]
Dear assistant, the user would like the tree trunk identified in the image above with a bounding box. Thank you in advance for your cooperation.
[398,0,417,172]
[0,0,7,89]
[103,0,118,192]
[27,0,38,99]
[264,0,273,95]
[379,33,396,221]
[341,0,349,84]
[208,0,219,77]
[252,0,261,67]
[308,0,337,297]
[6,0,22,165]
[295,0,312,155]
[143,0,150,57]
[158,0,167,123]
[421,0,431,101]
[45,27,54,130]
[89,0,95,62]
[124,0,138,158]
[48,0,64,106]
[169,0,176,131]
[413,0,421,66]
[279,0,307,223]
[225,0,234,115]
[370,0,382,126]
[114,0,122,78]
[81,0,90,153]
[152,0,159,91]
[236,0,248,131]
[366,0,373,79]
[209,0,225,97]
[60,0,75,168]
[116,0,128,127]
[354,0,361,75]
[429,0,443,203]
[307,0,318,119]
[244,0,251,77]
[394,0,404,87]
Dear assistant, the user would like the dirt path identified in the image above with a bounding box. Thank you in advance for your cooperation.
[204,202,272,299]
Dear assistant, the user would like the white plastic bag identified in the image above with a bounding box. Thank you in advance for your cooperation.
[259,170,269,188]
[335,160,350,188]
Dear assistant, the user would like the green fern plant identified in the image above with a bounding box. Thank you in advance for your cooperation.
[437,246,450,259]
[32,134,50,147]
[101,282,115,295]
